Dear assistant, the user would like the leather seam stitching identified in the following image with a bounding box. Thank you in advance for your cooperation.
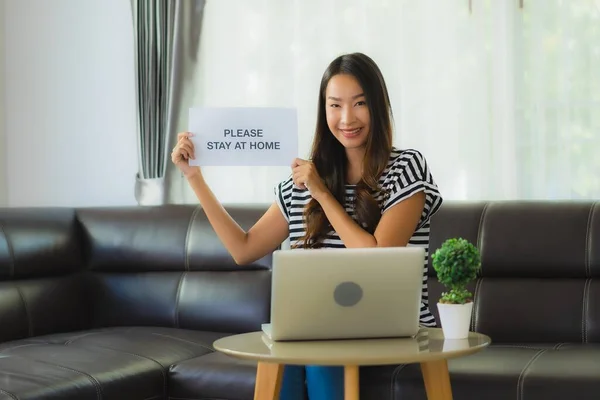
[470,278,481,331]
[390,364,408,400]
[585,204,594,277]
[0,388,19,400]
[14,284,33,337]
[76,343,166,399]
[476,203,489,274]
[53,366,102,400]
[517,349,546,400]
[492,345,545,350]
[150,332,214,351]
[64,331,109,345]
[586,278,591,343]
[0,343,47,353]
[184,206,202,272]
[0,221,15,277]
[8,354,102,400]
[473,277,484,331]
[583,278,591,343]
[45,363,102,400]
[174,271,187,328]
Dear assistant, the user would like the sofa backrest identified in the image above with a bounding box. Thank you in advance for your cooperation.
[3,200,598,344]
[427,201,600,344]
[0,208,90,342]
[77,204,273,334]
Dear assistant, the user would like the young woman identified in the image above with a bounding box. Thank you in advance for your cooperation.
[172,52,443,400]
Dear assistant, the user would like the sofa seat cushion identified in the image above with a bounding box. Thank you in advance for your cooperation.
[360,343,600,400]
[0,327,229,400]
[0,355,104,400]
[521,343,600,399]
[169,351,258,400]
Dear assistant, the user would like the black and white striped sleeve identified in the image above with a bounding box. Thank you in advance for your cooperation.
[383,150,443,225]
[274,176,293,223]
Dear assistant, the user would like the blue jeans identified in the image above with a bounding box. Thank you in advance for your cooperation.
[279,365,344,400]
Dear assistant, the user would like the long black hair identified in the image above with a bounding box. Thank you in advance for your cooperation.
[294,52,394,248]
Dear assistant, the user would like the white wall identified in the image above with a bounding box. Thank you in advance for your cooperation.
[4,0,137,207]
[0,0,6,207]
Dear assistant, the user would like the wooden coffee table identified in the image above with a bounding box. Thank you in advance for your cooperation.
[213,327,491,400]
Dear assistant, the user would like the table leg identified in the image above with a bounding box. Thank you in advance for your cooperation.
[420,359,453,400]
[344,365,359,400]
[254,362,284,400]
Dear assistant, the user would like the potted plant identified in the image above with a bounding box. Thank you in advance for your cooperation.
[431,237,481,339]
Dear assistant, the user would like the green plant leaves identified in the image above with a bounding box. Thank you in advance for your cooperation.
[431,237,481,304]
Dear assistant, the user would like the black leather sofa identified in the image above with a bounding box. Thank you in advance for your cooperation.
[0,201,598,400]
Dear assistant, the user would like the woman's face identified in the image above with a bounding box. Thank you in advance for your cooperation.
[324,73,371,150]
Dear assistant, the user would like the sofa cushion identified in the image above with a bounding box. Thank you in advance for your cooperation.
[17,327,225,365]
[360,343,600,400]
[0,356,102,400]
[522,344,600,399]
[169,352,258,400]
[1,343,164,399]
[0,327,230,400]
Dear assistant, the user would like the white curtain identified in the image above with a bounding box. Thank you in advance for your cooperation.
[169,0,600,204]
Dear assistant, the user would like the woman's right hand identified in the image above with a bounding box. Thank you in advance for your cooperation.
[171,132,201,178]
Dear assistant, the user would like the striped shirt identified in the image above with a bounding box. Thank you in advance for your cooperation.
[274,148,443,327]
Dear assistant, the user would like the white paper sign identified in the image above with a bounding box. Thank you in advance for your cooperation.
[187,107,298,167]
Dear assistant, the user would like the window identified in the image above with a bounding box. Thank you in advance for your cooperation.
[182,0,600,203]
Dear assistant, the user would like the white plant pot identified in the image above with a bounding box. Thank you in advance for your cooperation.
[437,302,473,339]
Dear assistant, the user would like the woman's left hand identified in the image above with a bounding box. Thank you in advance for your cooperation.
[292,158,330,201]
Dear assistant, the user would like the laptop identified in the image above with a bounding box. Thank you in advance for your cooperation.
[261,246,425,341]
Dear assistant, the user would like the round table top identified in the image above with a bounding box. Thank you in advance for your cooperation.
[213,328,491,366]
